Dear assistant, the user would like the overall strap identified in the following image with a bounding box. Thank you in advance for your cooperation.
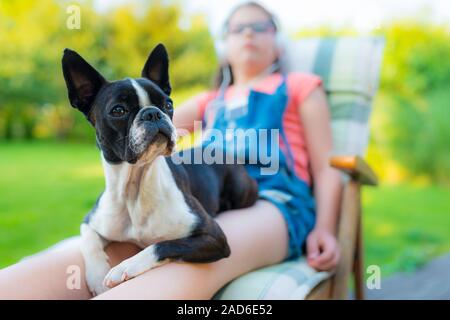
[202,66,231,128]
[277,73,298,178]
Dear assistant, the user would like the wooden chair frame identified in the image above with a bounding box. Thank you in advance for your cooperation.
[306,155,378,300]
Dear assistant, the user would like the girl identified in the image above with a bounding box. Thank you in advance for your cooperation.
[0,1,341,299]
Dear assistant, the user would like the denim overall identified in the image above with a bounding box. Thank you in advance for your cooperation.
[202,75,316,260]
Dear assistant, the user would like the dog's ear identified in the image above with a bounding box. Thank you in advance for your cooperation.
[62,49,106,118]
[141,43,171,96]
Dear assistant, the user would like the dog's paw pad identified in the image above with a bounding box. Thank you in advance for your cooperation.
[103,269,120,288]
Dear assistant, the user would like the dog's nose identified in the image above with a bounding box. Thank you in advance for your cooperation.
[140,108,163,122]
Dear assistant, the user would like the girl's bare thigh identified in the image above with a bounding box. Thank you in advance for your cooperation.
[0,200,289,300]
[0,239,140,299]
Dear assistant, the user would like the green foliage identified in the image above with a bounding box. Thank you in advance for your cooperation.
[381,21,450,96]
[387,88,450,184]
[379,21,450,184]
[0,0,216,141]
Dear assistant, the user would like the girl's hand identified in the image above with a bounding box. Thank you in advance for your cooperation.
[306,227,340,271]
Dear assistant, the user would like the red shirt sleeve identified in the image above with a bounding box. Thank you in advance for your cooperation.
[286,72,323,108]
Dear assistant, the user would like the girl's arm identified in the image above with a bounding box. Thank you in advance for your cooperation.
[300,86,342,271]
[172,94,204,132]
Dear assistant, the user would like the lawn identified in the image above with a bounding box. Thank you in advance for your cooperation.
[1,141,449,278]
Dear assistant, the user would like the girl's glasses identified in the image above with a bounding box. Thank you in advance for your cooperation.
[227,21,276,35]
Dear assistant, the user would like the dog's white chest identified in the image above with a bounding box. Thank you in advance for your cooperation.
[89,156,198,247]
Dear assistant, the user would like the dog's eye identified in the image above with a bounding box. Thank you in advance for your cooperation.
[109,105,128,118]
[165,101,173,110]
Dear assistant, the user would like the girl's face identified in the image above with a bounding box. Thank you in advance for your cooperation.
[224,6,279,74]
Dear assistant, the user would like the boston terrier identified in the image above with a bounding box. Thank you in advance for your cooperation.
[61,44,258,296]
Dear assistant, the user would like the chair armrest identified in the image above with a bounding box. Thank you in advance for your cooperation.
[329,155,378,186]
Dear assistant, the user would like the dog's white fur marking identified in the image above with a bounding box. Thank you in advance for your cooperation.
[80,223,110,295]
[81,153,198,290]
[90,154,198,246]
[129,78,150,107]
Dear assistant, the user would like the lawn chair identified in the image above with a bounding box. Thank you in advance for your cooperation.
[212,36,385,300]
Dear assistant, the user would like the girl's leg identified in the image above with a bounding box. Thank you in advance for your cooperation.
[94,199,289,300]
[0,240,141,299]
[0,199,288,300]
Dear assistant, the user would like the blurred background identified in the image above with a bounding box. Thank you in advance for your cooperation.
[0,0,449,290]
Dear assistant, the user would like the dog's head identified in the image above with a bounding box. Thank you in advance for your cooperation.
[62,44,176,165]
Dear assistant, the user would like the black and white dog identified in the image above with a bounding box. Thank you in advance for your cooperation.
[62,44,258,295]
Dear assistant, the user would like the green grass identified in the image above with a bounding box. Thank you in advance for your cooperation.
[363,184,450,275]
[1,141,450,278]
[0,141,104,267]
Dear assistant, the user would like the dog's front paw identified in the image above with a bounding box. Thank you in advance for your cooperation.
[85,263,111,296]
[103,256,149,288]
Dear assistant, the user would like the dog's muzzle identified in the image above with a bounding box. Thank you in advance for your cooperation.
[130,106,177,158]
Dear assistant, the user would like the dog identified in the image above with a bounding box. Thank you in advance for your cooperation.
[61,44,259,295]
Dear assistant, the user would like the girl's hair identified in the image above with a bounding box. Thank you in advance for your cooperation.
[213,1,282,89]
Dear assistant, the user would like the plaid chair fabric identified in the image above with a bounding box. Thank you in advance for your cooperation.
[212,36,385,300]
[284,36,385,157]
